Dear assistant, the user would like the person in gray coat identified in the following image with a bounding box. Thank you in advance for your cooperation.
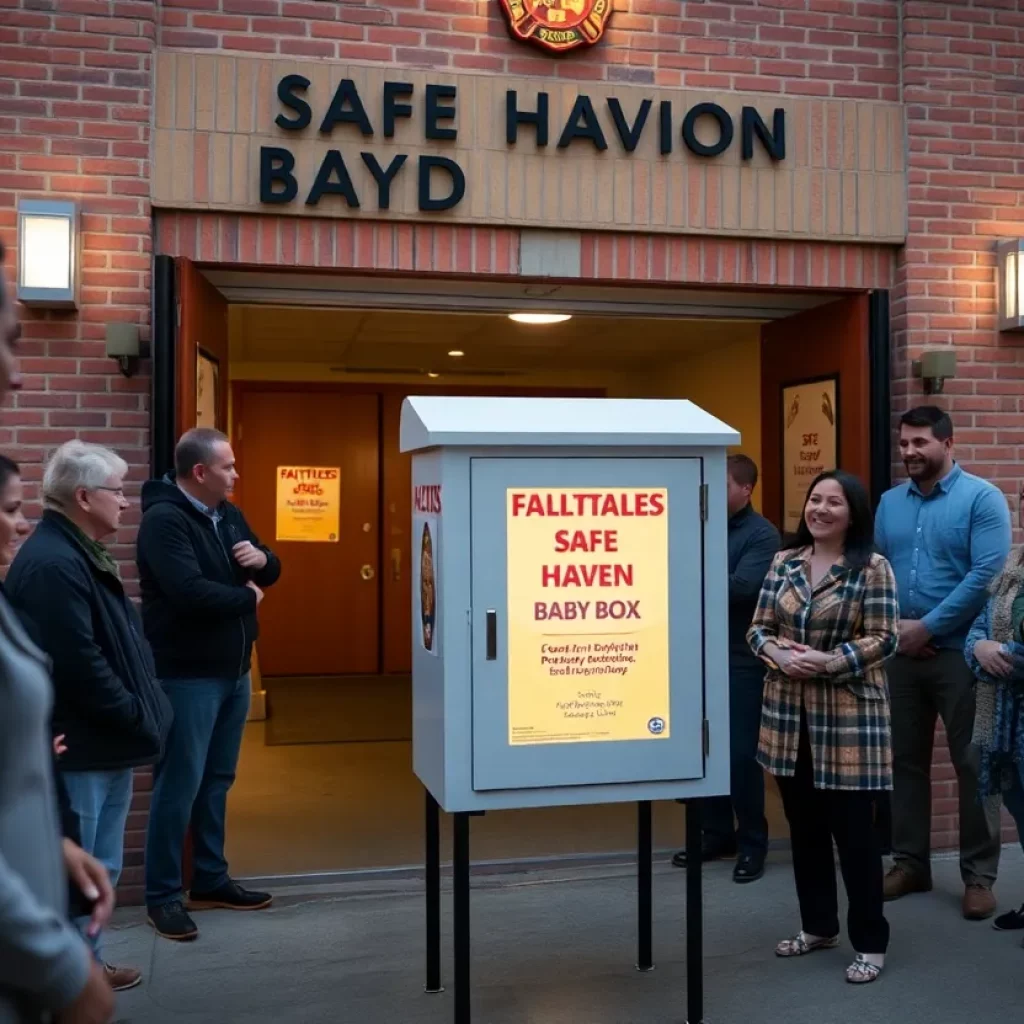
[0,247,115,1023]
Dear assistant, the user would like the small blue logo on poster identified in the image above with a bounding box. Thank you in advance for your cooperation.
[647,717,665,735]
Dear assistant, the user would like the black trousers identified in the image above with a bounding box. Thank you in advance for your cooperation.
[704,662,768,856]
[776,722,890,955]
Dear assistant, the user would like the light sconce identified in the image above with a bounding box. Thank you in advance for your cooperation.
[106,323,140,378]
[912,347,957,396]
[997,238,1024,333]
[16,199,80,309]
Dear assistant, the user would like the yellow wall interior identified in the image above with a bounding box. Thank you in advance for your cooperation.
[227,305,763,504]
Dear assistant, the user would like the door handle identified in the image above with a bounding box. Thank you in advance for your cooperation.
[486,609,497,661]
[391,547,402,582]
[360,564,375,581]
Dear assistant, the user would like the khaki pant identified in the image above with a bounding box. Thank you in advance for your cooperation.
[888,651,1002,885]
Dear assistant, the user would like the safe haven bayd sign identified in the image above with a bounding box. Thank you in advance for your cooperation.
[152,52,908,244]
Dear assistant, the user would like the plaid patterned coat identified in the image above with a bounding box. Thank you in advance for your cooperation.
[746,548,899,791]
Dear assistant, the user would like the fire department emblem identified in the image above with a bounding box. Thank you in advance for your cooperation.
[498,0,612,54]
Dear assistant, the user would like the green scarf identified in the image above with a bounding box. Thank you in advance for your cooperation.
[54,512,121,580]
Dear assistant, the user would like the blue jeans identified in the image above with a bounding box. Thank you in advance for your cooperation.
[145,675,250,907]
[1002,765,1024,855]
[703,662,769,857]
[62,768,133,960]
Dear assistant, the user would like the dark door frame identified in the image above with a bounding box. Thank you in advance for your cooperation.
[868,289,892,508]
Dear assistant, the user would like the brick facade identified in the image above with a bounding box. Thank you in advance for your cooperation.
[2,0,1023,902]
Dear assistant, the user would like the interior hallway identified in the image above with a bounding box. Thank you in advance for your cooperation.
[226,723,788,879]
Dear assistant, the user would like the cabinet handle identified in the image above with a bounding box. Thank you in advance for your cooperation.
[391,547,402,582]
[486,610,497,661]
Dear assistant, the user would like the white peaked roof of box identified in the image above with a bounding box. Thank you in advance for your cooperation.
[399,396,740,452]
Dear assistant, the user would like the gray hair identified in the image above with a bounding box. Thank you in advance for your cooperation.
[43,440,128,511]
[175,427,229,480]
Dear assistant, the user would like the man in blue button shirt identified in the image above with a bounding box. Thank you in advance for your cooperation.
[875,406,1011,921]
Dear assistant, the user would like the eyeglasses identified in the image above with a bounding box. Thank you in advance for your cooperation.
[94,487,126,499]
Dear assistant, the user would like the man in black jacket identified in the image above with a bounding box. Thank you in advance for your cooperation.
[672,454,780,883]
[6,440,172,991]
[138,427,281,942]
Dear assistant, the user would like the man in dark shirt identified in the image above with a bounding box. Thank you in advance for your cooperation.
[673,454,780,882]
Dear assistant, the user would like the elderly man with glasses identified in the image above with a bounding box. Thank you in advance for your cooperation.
[6,440,171,993]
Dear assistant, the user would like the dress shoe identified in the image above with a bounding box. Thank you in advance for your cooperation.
[883,864,932,902]
[733,852,766,884]
[671,840,737,868]
[993,902,1024,931]
[104,963,142,992]
[963,884,996,921]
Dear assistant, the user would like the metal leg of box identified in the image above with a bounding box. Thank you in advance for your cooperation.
[425,789,444,994]
[636,800,654,972]
[685,799,705,1024]
[453,811,471,1024]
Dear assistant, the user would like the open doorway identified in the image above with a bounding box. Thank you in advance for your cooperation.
[167,263,876,880]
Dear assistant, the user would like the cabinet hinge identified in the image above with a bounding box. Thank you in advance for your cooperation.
[702,719,710,757]
[699,483,709,522]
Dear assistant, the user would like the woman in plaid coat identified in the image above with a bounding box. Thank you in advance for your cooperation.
[747,469,899,985]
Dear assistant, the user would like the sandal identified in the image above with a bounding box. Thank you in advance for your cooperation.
[845,955,883,984]
[775,932,840,958]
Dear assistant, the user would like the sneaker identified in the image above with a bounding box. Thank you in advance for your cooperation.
[963,883,996,921]
[993,903,1024,931]
[104,963,142,992]
[187,879,273,912]
[883,864,932,902]
[147,900,199,942]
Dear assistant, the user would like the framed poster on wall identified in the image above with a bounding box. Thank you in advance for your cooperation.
[196,350,220,431]
[781,376,839,534]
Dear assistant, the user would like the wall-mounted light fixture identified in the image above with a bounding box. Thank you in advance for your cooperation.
[912,347,957,396]
[16,199,80,309]
[997,238,1024,333]
[106,323,140,378]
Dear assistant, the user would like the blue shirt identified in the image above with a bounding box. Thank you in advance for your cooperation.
[874,463,1012,649]
[177,484,222,533]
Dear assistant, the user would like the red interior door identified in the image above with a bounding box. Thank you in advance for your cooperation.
[175,257,228,434]
[235,388,381,677]
[760,294,870,530]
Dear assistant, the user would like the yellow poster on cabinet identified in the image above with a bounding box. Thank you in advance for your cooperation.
[275,466,341,542]
[506,487,670,746]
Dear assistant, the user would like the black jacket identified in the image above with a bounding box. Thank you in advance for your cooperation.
[137,475,281,681]
[6,512,171,771]
[728,504,781,669]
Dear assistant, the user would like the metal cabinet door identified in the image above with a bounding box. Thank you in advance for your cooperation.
[470,457,705,791]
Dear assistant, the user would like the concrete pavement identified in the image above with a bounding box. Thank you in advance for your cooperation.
[108,848,1024,1023]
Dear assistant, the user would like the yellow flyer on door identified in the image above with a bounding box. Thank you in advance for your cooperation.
[506,487,670,746]
[275,466,340,542]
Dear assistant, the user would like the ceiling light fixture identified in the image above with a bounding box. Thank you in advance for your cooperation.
[448,349,464,357]
[508,312,572,325]
[427,372,440,378]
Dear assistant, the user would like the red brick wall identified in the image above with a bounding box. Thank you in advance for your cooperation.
[5,0,1024,902]
[158,0,900,97]
[892,0,1024,850]
[0,0,157,904]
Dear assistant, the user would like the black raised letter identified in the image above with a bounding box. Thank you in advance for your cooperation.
[320,79,373,136]
[425,84,457,141]
[557,95,608,151]
[361,153,408,210]
[741,106,786,161]
[682,102,733,158]
[259,147,297,204]
[659,100,672,155]
[418,156,465,212]
[275,75,312,131]
[306,150,360,207]
[506,90,549,147]
[607,98,652,153]
[383,81,414,138]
